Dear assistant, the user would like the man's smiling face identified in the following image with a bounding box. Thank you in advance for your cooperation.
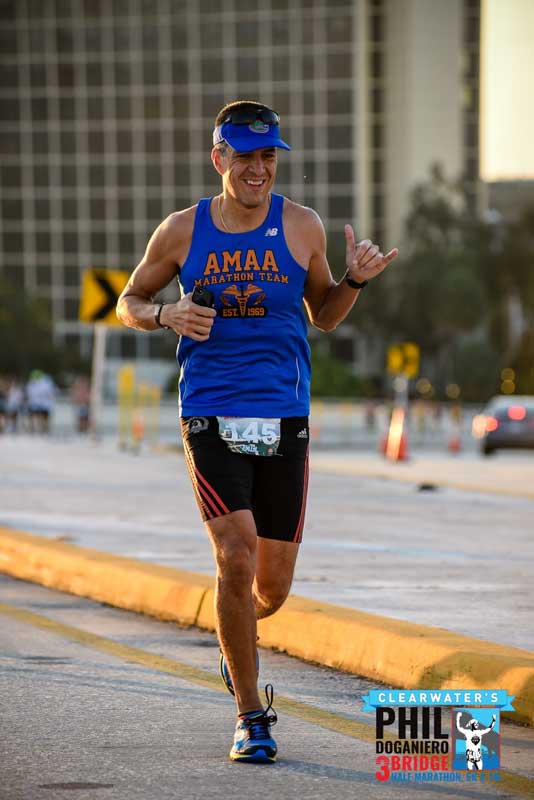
[216,146,278,208]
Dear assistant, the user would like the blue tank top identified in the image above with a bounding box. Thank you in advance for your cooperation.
[177,193,311,417]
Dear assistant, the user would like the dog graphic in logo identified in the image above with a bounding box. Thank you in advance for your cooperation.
[220,284,266,318]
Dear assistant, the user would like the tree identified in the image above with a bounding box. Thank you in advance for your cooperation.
[0,277,89,382]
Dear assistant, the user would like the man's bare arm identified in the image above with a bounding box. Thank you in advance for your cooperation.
[116,211,216,341]
[301,208,398,333]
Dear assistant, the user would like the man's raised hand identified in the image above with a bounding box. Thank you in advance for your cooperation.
[345,224,399,284]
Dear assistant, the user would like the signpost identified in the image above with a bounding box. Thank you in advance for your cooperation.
[384,342,420,461]
[79,268,129,437]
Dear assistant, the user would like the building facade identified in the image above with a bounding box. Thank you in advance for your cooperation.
[0,0,481,372]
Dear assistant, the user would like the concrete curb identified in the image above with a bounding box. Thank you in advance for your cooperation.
[1,527,533,726]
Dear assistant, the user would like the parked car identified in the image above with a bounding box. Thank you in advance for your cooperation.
[472,396,534,456]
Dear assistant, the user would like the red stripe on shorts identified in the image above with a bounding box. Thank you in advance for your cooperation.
[194,466,231,516]
[293,448,309,543]
[183,443,214,519]
[183,440,230,518]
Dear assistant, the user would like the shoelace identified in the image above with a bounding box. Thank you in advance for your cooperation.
[242,684,278,739]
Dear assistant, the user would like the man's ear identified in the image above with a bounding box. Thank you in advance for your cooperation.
[211,147,226,177]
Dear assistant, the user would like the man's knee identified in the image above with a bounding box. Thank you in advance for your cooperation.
[208,511,257,590]
[254,579,291,616]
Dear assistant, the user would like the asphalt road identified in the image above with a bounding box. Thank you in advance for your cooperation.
[0,437,532,650]
[2,575,533,800]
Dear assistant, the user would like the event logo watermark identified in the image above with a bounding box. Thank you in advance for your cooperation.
[361,689,514,785]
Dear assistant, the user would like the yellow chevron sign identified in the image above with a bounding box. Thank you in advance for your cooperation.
[79,268,129,326]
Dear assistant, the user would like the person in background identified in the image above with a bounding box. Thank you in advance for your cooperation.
[27,370,57,434]
[6,378,25,433]
[70,375,91,434]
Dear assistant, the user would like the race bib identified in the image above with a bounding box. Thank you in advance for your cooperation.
[217,417,281,457]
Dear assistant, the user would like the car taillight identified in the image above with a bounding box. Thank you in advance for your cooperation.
[486,416,499,432]
[508,406,526,421]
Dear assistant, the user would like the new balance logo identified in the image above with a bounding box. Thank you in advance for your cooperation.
[265,227,278,237]
[297,428,308,439]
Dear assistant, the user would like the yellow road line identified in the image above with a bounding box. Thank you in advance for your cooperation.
[1,600,533,799]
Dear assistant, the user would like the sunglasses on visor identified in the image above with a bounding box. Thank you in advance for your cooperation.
[221,108,280,126]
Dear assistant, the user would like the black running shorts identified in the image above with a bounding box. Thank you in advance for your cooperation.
[180,416,309,543]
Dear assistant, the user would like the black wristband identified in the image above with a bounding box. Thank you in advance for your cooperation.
[155,303,169,329]
[345,271,368,290]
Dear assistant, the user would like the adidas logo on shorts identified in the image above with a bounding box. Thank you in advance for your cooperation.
[297,428,308,439]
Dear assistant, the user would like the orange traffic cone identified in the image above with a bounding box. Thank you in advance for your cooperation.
[385,407,409,462]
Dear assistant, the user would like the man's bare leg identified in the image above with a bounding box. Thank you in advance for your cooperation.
[205,510,262,714]
[253,537,300,619]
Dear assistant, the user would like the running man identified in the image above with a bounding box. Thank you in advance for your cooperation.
[456,712,497,770]
[117,100,398,763]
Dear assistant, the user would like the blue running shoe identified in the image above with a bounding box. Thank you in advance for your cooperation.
[219,647,260,696]
[230,684,277,763]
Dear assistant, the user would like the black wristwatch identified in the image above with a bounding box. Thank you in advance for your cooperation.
[154,303,169,329]
[345,271,368,290]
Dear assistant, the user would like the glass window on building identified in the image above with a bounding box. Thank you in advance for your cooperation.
[35,198,50,221]
[271,18,290,47]
[236,20,259,48]
[118,164,134,187]
[33,164,50,189]
[328,160,353,184]
[89,164,106,189]
[64,265,81,288]
[236,56,260,84]
[329,195,353,220]
[119,232,135,258]
[87,63,104,87]
[61,162,78,189]
[147,197,164,223]
[200,20,220,50]
[3,232,24,253]
[36,232,51,254]
[3,98,20,123]
[84,26,103,55]
[116,129,133,153]
[65,297,81,321]
[1,164,22,189]
[327,89,352,117]
[144,95,161,120]
[272,91,290,116]
[370,14,384,43]
[88,129,105,154]
[36,263,52,289]
[59,96,76,121]
[144,60,160,86]
[58,63,75,89]
[325,14,352,44]
[328,125,352,150]
[201,57,224,85]
[0,132,20,156]
[2,197,23,221]
[62,196,78,221]
[60,129,76,155]
[116,95,132,120]
[174,163,191,188]
[31,97,48,122]
[118,197,134,221]
[327,53,351,81]
[30,64,47,88]
[88,95,104,120]
[272,55,289,82]
[90,231,107,255]
[145,129,161,154]
[90,196,107,220]
[114,62,131,87]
